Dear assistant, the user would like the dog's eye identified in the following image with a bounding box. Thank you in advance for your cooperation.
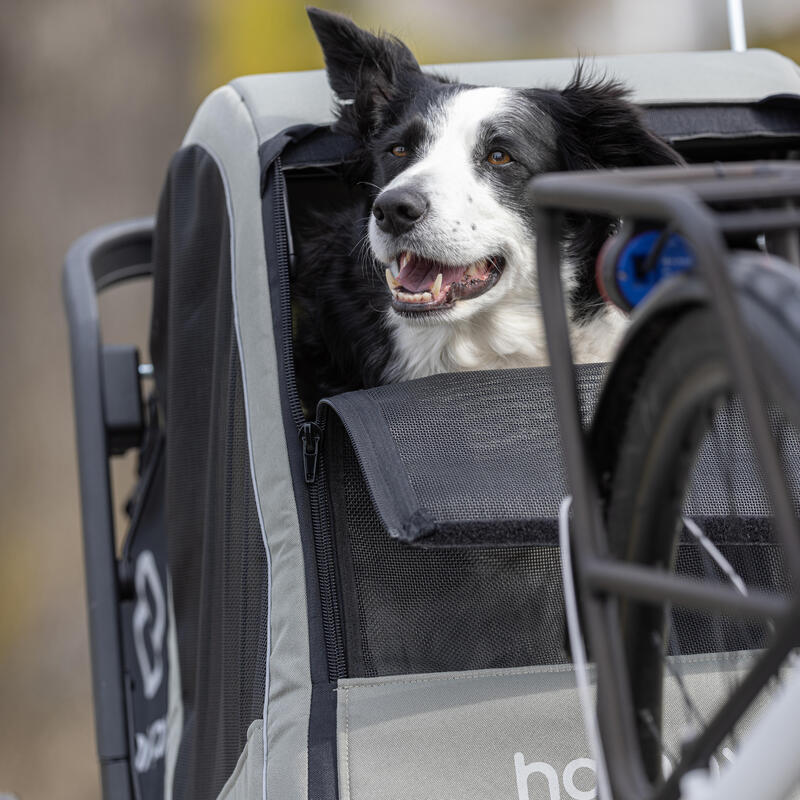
[390,145,408,158]
[487,150,512,166]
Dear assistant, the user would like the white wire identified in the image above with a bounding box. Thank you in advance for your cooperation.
[726,0,747,52]
[559,496,614,800]
[682,516,748,597]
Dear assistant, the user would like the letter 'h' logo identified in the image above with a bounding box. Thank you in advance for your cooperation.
[514,752,597,800]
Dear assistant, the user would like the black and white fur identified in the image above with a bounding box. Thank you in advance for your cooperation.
[294,9,680,408]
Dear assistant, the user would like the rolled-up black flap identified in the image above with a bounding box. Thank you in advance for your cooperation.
[320,364,608,547]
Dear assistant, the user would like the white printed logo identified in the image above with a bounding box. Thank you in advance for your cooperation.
[134,717,166,773]
[132,550,166,700]
[515,748,736,799]
[515,753,596,800]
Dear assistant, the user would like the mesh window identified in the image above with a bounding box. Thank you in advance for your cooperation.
[323,366,792,678]
[372,367,605,524]
[151,145,268,800]
[328,422,569,678]
[672,539,790,654]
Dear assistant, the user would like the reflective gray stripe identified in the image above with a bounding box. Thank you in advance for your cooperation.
[163,577,182,800]
[183,86,311,800]
[217,720,265,800]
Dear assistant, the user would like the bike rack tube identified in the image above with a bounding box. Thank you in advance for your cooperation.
[63,217,154,800]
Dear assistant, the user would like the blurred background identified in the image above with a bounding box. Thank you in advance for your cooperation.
[1,1,799,797]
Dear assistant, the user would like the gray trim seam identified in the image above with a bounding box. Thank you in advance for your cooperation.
[183,86,312,800]
[163,576,183,800]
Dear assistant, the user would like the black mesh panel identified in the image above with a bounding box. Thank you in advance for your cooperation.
[150,146,268,800]
[371,367,603,523]
[671,538,790,654]
[323,366,791,677]
[328,421,568,677]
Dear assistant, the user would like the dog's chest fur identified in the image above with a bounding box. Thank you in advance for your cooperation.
[384,296,627,381]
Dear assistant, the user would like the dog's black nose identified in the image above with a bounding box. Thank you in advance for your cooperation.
[373,188,428,236]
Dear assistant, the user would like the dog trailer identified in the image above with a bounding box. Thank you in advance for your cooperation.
[64,49,800,800]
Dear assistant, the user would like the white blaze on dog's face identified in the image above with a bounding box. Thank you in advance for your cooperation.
[368,86,556,324]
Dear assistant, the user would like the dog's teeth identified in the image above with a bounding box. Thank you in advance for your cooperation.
[396,289,433,304]
[467,261,485,278]
[432,273,443,299]
[385,268,400,289]
[399,252,410,270]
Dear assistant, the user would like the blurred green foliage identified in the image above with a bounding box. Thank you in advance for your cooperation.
[197,2,800,99]
[200,0,340,92]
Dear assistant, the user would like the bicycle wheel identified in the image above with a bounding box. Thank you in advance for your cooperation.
[589,257,800,797]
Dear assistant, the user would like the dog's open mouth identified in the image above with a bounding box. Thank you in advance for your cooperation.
[385,251,506,313]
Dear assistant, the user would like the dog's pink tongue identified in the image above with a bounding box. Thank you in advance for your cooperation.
[397,256,464,292]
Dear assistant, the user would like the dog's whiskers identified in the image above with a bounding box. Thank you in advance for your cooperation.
[349,231,372,260]
[357,181,383,194]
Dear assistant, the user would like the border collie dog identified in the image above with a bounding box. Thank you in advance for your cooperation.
[294,8,679,408]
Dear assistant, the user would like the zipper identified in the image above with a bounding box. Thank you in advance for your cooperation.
[299,418,346,679]
[299,416,346,680]
[273,157,346,680]
[300,421,322,484]
[274,157,305,429]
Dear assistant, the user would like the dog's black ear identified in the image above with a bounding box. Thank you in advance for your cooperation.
[542,64,682,171]
[536,66,682,323]
[307,7,423,138]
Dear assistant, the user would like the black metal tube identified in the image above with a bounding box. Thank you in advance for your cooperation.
[530,162,800,800]
[532,171,800,580]
[583,559,790,620]
[63,217,154,800]
[715,208,800,236]
[536,206,653,800]
[658,603,800,800]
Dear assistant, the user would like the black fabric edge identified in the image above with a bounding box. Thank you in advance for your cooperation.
[406,515,780,550]
[683,515,782,545]
[320,391,436,542]
[324,421,370,680]
[307,684,338,800]
[410,519,560,549]
[643,101,800,142]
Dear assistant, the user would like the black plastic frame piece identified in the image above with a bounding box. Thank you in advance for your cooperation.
[102,345,144,456]
[529,161,800,800]
[319,392,435,543]
[63,217,154,800]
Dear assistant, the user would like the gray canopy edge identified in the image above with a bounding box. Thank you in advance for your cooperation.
[233,49,800,144]
[182,85,312,800]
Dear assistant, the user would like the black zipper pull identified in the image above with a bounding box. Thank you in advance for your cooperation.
[300,422,322,483]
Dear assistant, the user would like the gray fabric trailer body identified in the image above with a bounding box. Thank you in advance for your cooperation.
[63,50,800,800]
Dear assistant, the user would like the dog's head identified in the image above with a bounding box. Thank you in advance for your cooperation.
[308,8,679,325]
